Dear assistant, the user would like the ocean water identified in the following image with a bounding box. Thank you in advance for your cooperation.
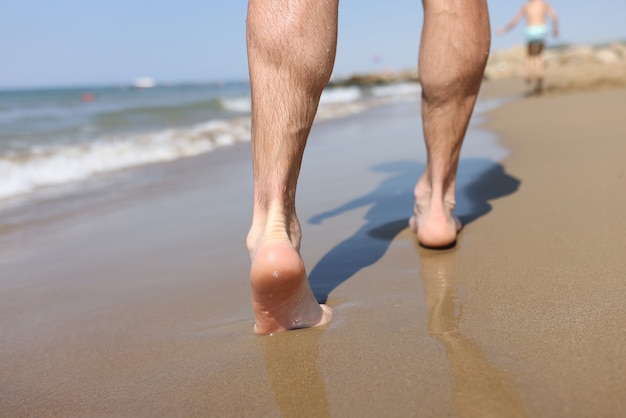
[0,81,421,203]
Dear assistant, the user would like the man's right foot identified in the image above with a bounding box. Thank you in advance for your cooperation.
[248,217,332,335]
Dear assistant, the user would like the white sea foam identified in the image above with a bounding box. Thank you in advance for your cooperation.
[220,96,251,113]
[219,86,363,114]
[315,99,383,121]
[0,118,251,201]
[371,82,422,98]
[316,83,420,120]
[0,83,422,203]
[320,86,362,104]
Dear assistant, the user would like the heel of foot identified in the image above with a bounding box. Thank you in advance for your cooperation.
[410,212,461,249]
[251,241,331,335]
[418,231,458,249]
[250,242,305,292]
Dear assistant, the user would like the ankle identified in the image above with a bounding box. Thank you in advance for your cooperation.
[247,204,302,258]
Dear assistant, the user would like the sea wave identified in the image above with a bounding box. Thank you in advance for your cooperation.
[0,82,421,202]
[218,85,365,114]
[0,118,251,201]
[93,98,239,131]
[371,82,422,98]
[220,96,251,113]
[320,86,362,104]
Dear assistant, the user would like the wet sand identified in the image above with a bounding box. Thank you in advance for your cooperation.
[1,80,626,416]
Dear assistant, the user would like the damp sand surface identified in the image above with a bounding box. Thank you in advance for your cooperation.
[1,80,626,417]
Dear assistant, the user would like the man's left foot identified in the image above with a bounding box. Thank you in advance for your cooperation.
[409,176,462,249]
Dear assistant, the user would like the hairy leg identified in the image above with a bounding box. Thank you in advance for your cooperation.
[526,43,545,90]
[535,53,545,93]
[409,0,491,248]
[246,0,337,334]
[525,51,533,84]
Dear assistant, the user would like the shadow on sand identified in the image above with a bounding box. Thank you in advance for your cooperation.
[308,158,520,303]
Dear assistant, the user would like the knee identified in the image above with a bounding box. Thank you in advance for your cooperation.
[247,2,336,90]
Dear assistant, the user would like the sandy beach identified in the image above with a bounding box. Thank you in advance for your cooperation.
[1,77,626,416]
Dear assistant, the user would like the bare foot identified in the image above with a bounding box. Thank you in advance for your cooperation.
[409,208,461,249]
[250,240,332,335]
[408,180,462,249]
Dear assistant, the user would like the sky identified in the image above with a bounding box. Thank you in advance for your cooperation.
[1,0,625,89]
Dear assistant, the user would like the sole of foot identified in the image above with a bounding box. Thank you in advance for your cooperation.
[250,241,332,335]
[409,214,462,249]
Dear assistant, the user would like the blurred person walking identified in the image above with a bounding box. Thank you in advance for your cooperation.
[498,0,559,93]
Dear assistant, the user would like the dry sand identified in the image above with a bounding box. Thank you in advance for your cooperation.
[1,80,626,417]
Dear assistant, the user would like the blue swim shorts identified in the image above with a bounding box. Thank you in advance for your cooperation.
[525,25,548,44]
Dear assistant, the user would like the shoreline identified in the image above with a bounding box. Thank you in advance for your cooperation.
[2,46,623,207]
[2,81,626,416]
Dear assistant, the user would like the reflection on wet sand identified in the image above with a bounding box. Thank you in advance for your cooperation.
[418,245,528,418]
[259,329,331,417]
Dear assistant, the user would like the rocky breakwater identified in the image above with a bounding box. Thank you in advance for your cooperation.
[484,41,626,92]
[328,69,419,87]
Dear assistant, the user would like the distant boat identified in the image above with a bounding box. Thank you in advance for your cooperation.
[133,77,156,89]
